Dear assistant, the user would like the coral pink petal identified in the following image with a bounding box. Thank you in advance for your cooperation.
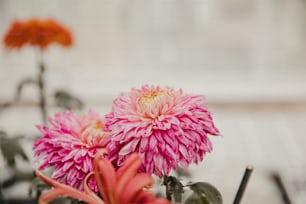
[115,154,142,199]
[94,153,117,204]
[120,174,154,203]
[36,170,103,204]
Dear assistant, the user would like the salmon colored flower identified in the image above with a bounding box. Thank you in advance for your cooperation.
[3,18,72,50]
[36,151,170,204]
[33,110,108,191]
[105,85,220,178]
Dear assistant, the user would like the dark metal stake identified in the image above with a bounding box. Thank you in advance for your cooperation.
[233,165,254,204]
[271,173,292,204]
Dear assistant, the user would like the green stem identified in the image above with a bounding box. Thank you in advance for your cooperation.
[38,61,47,125]
[163,175,172,201]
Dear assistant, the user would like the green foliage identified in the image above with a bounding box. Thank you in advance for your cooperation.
[29,177,50,198]
[54,90,84,110]
[50,198,72,204]
[163,176,184,202]
[0,130,28,168]
[185,182,223,204]
[49,198,87,204]
[1,170,35,189]
[69,199,87,204]
[162,175,223,204]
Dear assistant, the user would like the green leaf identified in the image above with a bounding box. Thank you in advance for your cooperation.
[54,90,84,110]
[185,192,210,204]
[0,131,29,168]
[70,199,87,204]
[49,198,87,204]
[1,170,35,189]
[163,176,184,202]
[0,77,37,113]
[15,78,38,101]
[29,177,50,197]
[185,182,223,204]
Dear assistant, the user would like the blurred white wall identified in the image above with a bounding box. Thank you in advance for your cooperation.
[0,0,306,104]
[1,1,306,203]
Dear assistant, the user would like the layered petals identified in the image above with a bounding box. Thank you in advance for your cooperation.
[33,110,108,191]
[105,85,220,177]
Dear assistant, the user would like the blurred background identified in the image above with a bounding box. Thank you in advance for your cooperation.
[0,0,306,203]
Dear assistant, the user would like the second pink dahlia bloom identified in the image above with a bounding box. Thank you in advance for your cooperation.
[33,110,108,190]
[105,85,220,178]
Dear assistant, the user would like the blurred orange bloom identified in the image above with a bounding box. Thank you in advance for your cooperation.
[3,18,73,50]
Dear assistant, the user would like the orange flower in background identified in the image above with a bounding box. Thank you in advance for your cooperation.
[3,18,73,50]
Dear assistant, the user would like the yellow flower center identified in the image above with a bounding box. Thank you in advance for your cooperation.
[93,121,103,130]
[140,90,166,104]
[81,120,107,145]
[137,90,170,118]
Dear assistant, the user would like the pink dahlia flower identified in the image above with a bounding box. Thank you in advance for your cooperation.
[104,85,220,178]
[33,110,108,190]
